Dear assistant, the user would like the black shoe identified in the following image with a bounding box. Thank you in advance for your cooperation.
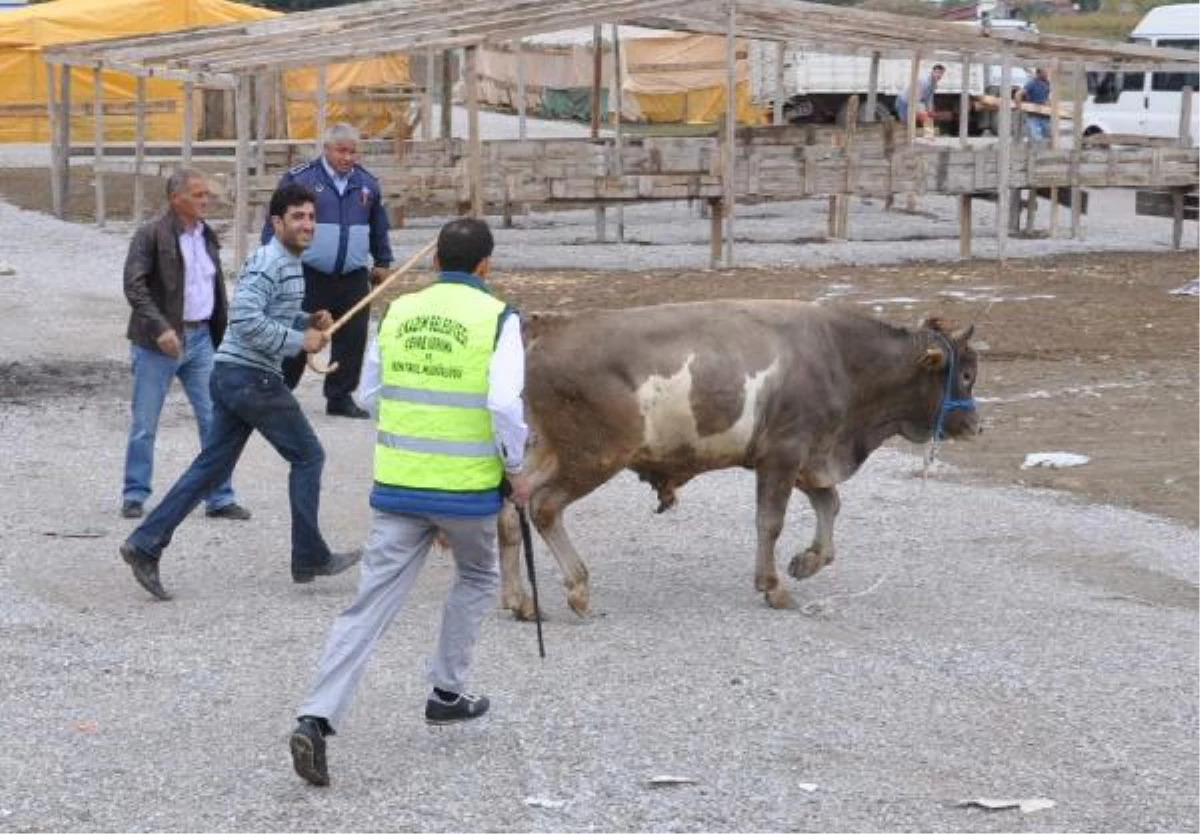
[120,500,144,519]
[205,503,252,521]
[289,717,330,786]
[292,549,362,584]
[326,399,370,419]
[119,542,171,601]
[425,692,490,724]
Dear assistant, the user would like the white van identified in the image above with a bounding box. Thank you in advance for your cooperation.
[1082,3,1200,145]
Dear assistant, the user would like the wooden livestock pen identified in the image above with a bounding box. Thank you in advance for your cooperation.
[42,0,1199,267]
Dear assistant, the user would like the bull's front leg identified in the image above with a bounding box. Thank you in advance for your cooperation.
[788,485,840,580]
[754,463,798,609]
[532,490,591,616]
[497,502,538,621]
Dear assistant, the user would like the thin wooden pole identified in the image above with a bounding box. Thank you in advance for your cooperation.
[1070,62,1084,239]
[591,25,605,243]
[708,198,722,268]
[1048,59,1060,237]
[515,39,527,141]
[234,74,251,269]
[866,51,880,123]
[837,95,859,238]
[60,65,72,218]
[46,62,62,219]
[133,74,145,223]
[1174,86,1194,249]
[315,65,328,156]
[421,49,434,141]
[466,45,482,217]
[723,0,737,268]
[182,78,194,166]
[773,41,785,125]
[92,67,106,228]
[255,71,268,176]
[959,54,971,147]
[440,50,453,139]
[958,194,972,258]
[906,53,920,144]
[996,54,1012,261]
[612,23,625,243]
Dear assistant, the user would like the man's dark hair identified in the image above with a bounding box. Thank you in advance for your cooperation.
[269,183,316,220]
[437,217,494,274]
[932,63,946,72]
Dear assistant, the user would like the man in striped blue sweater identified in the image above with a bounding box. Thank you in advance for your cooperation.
[119,184,361,601]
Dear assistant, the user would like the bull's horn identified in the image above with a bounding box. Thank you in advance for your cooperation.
[951,324,975,343]
[921,346,947,370]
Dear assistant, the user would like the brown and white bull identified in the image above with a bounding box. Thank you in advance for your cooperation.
[498,301,979,618]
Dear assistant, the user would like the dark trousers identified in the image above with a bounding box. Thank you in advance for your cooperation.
[282,265,370,404]
[126,362,334,573]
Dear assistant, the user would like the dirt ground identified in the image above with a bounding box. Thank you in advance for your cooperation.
[461,251,1196,527]
[2,166,1196,526]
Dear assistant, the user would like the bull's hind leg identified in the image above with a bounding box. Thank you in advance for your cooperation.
[498,503,539,621]
[788,485,840,580]
[755,463,799,609]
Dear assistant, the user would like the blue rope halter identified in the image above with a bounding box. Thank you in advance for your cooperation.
[931,331,976,441]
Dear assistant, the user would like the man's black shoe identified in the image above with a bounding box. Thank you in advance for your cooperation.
[326,399,370,419]
[289,717,330,786]
[120,500,144,519]
[119,542,171,601]
[292,549,362,584]
[205,503,252,521]
[425,692,490,724]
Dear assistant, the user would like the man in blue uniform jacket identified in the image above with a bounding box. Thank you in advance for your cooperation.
[264,122,394,418]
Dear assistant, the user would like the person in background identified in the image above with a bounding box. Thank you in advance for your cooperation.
[265,122,393,419]
[119,168,250,522]
[895,64,946,135]
[1018,67,1053,142]
[288,218,531,788]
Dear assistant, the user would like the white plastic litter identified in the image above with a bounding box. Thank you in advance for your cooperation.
[524,797,567,810]
[1021,452,1091,469]
[957,797,1056,814]
[1169,278,1199,296]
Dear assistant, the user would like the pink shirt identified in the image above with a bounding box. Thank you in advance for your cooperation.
[179,222,215,323]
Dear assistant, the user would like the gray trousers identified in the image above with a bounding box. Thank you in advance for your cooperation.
[297,508,499,731]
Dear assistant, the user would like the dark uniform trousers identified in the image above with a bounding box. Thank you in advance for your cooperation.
[283,264,371,404]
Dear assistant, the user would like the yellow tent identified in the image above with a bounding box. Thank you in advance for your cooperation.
[0,0,409,143]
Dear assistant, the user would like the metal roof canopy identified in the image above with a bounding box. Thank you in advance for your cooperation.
[42,0,1200,83]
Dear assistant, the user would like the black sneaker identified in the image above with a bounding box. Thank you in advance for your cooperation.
[120,500,144,519]
[326,399,370,420]
[292,549,362,584]
[425,692,490,724]
[289,717,330,786]
[119,542,171,601]
[205,503,252,521]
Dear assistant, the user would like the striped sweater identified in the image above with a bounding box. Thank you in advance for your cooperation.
[215,238,310,375]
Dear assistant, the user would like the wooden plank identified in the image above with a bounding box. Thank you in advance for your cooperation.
[612,23,626,243]
[440,51,452,140]
[959,54,971,147]
[866,51,880,124]
[235,74,251,269]
[1048,59,1060,237]
[182,79,194,166]
[906,53,920,145]
[57,66,72,220]
[996,54,1011,260]
[1070,62,1084,239]
[773,41,785,126]
[958,192,971,258]
[93,67,106,228]
[466,45,482,217]
[422,50,434,142]
[723,0,737,268]
[134,75,145,223]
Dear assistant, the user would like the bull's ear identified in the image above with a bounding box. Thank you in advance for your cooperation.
[921,346,947,371]
[951,324,975,344]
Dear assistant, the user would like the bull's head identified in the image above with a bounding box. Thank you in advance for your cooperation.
[908,318,981,442]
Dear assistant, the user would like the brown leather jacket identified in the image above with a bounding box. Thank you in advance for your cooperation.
[123,209,229,350]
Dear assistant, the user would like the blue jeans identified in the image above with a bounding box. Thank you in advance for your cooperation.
[1025,114,1051,142]
[122,323,237,511]
[126,362,334,572]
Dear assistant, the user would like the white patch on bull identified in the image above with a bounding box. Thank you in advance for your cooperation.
[635,355,779,459]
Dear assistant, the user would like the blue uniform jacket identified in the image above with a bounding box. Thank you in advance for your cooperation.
[261,159,393,276]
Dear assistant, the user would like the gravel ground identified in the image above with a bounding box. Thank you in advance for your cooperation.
[0,137,1197,832]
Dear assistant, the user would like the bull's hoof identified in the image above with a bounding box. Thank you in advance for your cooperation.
[764,585,794,609]
[504,592,539,622]
[566,584,590,617]
[755,574,767,593]
[788,550,832,580]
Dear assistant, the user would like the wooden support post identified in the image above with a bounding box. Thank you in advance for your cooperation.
[612,23,625,243]
[591,25,605,242]
[866,52,880,123]
[1174,86,1194,249]
[315,65,327,156]
[723,0,737,268]
[421,50,434,141]
[996,54,1012,261]
[234,74,251,270]
[440,51,453,139]
[134,75,146,223]
[959,193,972,258]
[46,63,62,219]
[92,67,106,228]
[906,53,921,145]
[773,41,785,125]
[466,45,482,217]
[515,39,527,141]
[959,54,971,147]
[1070,62,1084,239]
[182,79,194,166]
[59,65,72,219]
[1048,59,1060,237]
[255,72,269,176]
[708,198,723,268]
[838,95,858,237]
